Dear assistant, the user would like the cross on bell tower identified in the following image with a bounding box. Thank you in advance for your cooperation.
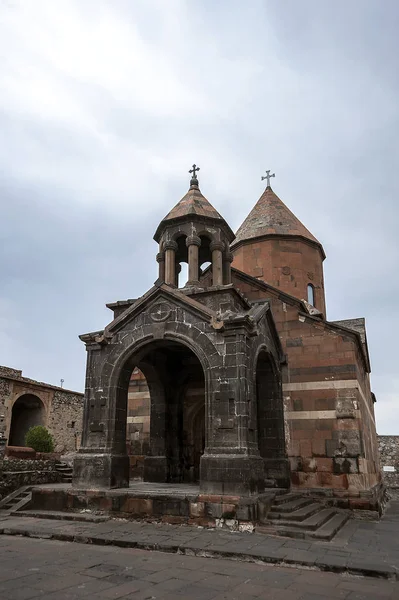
[189,164,200,187]
[261,170,275,188]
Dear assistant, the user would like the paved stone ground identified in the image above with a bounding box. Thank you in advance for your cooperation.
[0,535,398,599]
[0,501,398,584]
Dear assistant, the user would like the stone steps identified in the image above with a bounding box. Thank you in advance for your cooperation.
[55,462,73,483]
[270,502,321,521]
[270,507,337,531]
[262,492,351,541]
[273,492,304,506]
[0,486,32,514]
[270,496,313,514]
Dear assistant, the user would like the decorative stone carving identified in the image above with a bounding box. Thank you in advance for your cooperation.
[150,302,172,322]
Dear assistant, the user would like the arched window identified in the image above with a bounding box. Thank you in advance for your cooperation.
[307,283,315,306]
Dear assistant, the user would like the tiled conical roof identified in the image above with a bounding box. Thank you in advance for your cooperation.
[154,175,235,242]
[162,183,224,222]
[232,186,324,256]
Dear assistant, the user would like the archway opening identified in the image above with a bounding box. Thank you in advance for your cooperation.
[119,340,206,484]
[175,235,188,288]
[256,352,286,466]
[9,394,45,447]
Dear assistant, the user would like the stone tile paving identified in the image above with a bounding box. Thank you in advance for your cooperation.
[0,501,398,583]
[0,535,398,599]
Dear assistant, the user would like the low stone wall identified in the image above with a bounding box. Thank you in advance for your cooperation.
[0,458,61,500]
[378,435,399,492]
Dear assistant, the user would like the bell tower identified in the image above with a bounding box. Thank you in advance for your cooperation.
[154,165,235,288]
[231,172,327,315]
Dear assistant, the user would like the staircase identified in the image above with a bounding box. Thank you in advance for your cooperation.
[0,486,32,514]
[259,492,350,541]
[55,462,73,483]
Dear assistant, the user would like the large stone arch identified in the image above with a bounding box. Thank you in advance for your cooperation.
[108,335,208,484]
[9,393,45,447]
[74,311,221,490]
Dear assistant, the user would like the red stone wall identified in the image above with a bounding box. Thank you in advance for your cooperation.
[232,238,326,315]
[232,271,382,507]
[126,368,150,478]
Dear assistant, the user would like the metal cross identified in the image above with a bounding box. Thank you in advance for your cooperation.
[189,164,200,178]
[261,170,275,187]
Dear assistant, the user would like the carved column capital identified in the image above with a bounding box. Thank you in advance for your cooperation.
[156,252,165,263]
[163,240,178,252]
[210,241,225,253]
[186,235,201,247]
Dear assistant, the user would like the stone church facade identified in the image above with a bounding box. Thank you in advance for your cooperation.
[74,169,383,512]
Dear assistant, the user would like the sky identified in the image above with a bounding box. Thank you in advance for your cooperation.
[0,0,398,434]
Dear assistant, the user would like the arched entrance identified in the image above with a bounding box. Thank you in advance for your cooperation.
[9,394,45,447]
[256,351,289,487]
[117,339,206,484]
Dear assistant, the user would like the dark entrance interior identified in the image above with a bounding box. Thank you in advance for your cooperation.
[256,351,288,486]
[9,394,45,447]
[119,340,205,484]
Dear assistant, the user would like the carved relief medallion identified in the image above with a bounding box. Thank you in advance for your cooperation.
[150,302,172,322]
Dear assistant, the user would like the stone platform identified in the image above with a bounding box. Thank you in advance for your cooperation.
[25,482,280,528]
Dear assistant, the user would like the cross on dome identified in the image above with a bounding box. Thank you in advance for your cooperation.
[261,170,275,188]
[189,164,200,187]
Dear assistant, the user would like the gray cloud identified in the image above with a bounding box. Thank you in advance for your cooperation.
[0,0,398,432]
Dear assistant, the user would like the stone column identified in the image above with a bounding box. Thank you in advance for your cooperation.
[175,263,182,288]
[186,235,201,285]
[156,252,165,282]
[223,250,234,285]
[210,241,224,286]
[164,241,178,286]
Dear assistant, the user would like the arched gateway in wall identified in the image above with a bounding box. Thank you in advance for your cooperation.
[9,393,45,447]
[73,169,289,495]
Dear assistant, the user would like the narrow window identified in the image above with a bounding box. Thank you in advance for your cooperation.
[307,283,315,306]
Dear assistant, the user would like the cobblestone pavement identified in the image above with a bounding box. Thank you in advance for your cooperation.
[0,535,398,599]
[1,501,399,581]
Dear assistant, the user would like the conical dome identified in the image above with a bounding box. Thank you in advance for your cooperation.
[231,183,326,315]
[154,175,234,243]
[162,185,224,222]
[232,186,324,258]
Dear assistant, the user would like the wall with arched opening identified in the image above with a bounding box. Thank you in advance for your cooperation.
[121,340,206,483]
[9,394,45,447]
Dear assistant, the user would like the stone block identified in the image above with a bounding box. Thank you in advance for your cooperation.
[189,501,205,518]
[336,398,356,419]
[120,497,153,515]
[315,457,333,472]
[311,439,326,456]
[221,503,237,518]
[299,440,312,457]
[73,453,130,489]
[302,457,317,472]
[5,446,36,459]
[333,457,359,475]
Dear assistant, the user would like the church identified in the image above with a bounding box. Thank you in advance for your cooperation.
[73,166,383,516]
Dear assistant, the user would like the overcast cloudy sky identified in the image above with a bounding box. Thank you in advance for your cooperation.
[0,0,398,434]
